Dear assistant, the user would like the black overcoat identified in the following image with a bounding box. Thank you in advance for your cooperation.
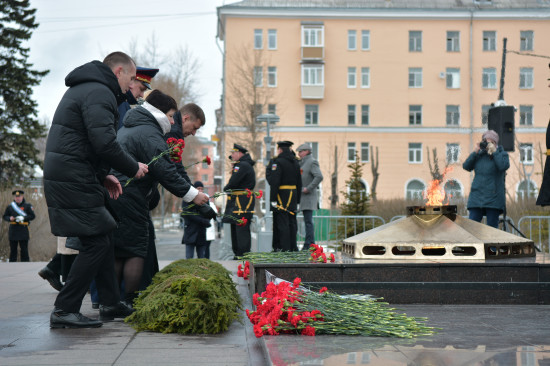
[2,199,35,240]
[269,150,302,213]
[43,61,138,237]
[223,153,256,222]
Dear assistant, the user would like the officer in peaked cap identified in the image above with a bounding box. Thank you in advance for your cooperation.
[228,143,248,160]
[223,143,256,258]
[3,189,35,262]
[267,140,302,251]
[117,66,160,129]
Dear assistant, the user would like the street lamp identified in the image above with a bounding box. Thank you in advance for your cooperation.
[256,113,279,223]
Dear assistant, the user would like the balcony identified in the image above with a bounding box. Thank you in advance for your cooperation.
[301,85,324,99]
[301,46,324,60]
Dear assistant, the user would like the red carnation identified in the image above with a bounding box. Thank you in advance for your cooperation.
[237,217,248,227]
[203,156,211,165]
[301,326,316,336]
[319,287,328,294]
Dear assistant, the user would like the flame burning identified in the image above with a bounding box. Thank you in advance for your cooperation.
[424,166,453,206]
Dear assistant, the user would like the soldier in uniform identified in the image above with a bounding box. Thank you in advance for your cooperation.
[3,190,35,262]
[223,143,256,258]
[268,141,302,252]
[117,66,159,129]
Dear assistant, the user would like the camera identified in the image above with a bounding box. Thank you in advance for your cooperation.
[479,139,488,150]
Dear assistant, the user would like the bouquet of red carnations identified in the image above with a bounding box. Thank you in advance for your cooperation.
[247,277,435,338]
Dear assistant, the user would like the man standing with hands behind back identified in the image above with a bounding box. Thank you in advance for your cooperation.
[43,51,149,329]
[296,143,323,251]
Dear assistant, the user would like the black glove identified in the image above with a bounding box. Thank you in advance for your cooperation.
[198,204,217,220]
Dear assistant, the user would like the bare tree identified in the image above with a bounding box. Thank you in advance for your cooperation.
[370,145,379,202]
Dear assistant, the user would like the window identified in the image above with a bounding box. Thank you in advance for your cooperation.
[347,67,356,88]
[268,104,276,115]
[409,143,422,163]
[302,26,324,47]
[347,142,356,161]
[483,31,496,51]
[444,179,462,199]
[519,105,533,126]
[302,64,323,85]
[361,105,369,125]
[202,174,208,182]
[446,105,460,126]
[268,29,277,49]
[446,68,460,88]
[202,162,209,169]
[520,30,534,51]
[361,67,370,88]
[305,105,319,125]
[202,148,208,156]
[482,67,497,89]
[406,179,425,200]
[409,105,422,125]
[446,31,460,52]
[348,30,357,50]
[517,180,538,199]
[409,67,422,88]
[409,31,422,52]
[520,67,533,89]
[482,105,491,125]
[520,143,534,164]
[254,29,262,49]
[361,30,370,50]
[446,143,460,164]
[361,142,370,162]
[254,66,263,87]
[267,66,277,87]
[348,105,356,125]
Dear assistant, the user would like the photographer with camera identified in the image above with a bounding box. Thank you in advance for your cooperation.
[463,130,510,228]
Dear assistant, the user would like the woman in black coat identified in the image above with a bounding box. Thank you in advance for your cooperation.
[110,90,208,305]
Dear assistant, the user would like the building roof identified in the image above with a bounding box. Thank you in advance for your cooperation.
[222,0,550,10]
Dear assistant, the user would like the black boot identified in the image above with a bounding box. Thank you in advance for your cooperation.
[99,301,135,321]
[50,308,102,328]
[38,267,63,291]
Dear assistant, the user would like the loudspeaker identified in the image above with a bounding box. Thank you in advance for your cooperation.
[488,106,515,152]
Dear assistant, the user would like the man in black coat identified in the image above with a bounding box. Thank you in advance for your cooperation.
[268,141,302,252]
[43,51,149,329]
[2,190,35,262]
[223,143,256,258]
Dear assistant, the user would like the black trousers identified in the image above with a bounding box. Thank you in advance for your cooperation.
[9,240,29,262]
[273,211,298,252]
[54,233,119,313]
[231,220,251,257]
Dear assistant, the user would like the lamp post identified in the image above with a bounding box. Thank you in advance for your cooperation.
[256,113,279,226]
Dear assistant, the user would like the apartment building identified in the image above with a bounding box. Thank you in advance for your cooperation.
[216,0,550,211]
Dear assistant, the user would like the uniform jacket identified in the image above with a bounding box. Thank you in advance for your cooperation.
[223,153,256,222]
[181,200,211,246]
[43,60,138,237]
[268,150,302,213]
[2,199,35,241]
[109,105,197,257]
[463,145,509,212]
[537,120,550,206]
[298,153,323,211]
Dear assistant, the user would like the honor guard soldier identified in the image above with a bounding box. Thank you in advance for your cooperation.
[118,66,159,129]
[223,143,256,258]
[3,190,35,262]
[269,141,302,252]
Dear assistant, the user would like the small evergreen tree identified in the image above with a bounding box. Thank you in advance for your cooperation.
[0,0,49,185]
[337,153,370,238]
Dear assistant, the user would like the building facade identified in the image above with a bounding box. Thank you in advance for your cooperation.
[217,0,550,210]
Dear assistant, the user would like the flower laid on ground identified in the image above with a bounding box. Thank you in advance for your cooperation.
[247,277,435,338]
[238,244,335,264]
[237,261,250,279]
[184,156,211,170]
[125,138,185,187]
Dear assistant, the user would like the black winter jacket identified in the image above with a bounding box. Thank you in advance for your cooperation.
[43,61,139,237]
[110,105,197,257]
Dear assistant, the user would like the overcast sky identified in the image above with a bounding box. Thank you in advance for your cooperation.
[28,0,238,138]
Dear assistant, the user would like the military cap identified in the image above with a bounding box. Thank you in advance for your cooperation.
[297,143,312,151]
[12,190,24,196]
[277,141,294,148]
[231,143,248,154]
[136,66,159,90]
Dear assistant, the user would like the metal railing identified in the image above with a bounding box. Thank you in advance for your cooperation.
[518,216,550,253]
